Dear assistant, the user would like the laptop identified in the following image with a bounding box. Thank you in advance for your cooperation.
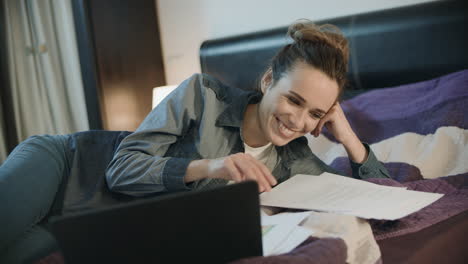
[48,181,262,264]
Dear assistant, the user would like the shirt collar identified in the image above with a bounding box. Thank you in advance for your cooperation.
[215,89,263,128]
[278,136,311,161]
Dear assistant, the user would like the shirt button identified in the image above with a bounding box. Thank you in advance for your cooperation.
[361,167,370,174]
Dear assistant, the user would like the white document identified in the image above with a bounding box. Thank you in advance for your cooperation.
[260,211,312,256]
[272,226,312,255]
[260,173,443,220]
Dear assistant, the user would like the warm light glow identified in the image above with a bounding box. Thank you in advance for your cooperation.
[152,85,177,109]
[105,84,140,131]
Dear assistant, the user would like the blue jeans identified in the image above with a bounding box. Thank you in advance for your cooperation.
[0,134,71,263]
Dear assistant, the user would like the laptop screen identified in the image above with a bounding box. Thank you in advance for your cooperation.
[49,181,262,264]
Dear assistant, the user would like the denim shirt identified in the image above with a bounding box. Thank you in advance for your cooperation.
[106,73,390,197]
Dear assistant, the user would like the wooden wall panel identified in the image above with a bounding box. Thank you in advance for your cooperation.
[85,0,166,131]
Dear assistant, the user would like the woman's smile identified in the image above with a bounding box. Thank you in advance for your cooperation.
[275,116,298,139]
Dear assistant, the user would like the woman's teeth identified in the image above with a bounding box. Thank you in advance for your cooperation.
[278,120,295,137]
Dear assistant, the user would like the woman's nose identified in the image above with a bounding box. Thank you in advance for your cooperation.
[290,109,310,132]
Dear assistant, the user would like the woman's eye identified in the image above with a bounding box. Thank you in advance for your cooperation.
[287,96,301,106]
[310,113,322,119]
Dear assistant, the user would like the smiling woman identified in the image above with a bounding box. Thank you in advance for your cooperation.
[105,19,390,197]
[243,62,339,148]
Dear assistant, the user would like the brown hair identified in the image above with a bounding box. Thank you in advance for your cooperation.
[265,19,349,97]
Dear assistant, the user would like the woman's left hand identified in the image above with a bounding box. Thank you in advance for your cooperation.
[311,102,355,144]
[311,102,368,163]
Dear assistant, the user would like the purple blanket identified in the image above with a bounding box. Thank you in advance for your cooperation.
[318,70,468,238]
[323,69,468,182]
[328,69,468,144]
[325,70,468,239]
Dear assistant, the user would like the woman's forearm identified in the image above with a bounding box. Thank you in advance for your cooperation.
[342,132,368,164]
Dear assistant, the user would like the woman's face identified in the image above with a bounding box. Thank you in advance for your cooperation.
[258,62,339,146]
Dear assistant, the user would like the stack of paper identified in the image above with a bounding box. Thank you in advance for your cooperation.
[260,173,443,220]
[260,210,312,256]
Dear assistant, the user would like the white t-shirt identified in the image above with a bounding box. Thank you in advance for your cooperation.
[243,142,278,172]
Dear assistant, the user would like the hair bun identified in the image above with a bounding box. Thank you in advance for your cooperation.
[265,19,350,95]
[287,19,349,63]
[292,30,303,41]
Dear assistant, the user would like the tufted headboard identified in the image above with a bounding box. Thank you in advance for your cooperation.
[200,0,468,98]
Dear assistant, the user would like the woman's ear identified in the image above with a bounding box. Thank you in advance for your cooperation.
[261,68,273,93]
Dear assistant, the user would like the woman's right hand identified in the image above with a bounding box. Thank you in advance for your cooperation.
[186,153,277,192]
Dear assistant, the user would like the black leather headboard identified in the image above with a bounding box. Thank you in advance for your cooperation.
[200,0,468,98]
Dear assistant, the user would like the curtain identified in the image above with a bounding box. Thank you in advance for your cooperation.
[1,0,89,162]
[0,93,7,162]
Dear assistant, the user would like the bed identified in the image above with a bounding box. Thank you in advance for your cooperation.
[29,1,467,263]
[199,0,468,263]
